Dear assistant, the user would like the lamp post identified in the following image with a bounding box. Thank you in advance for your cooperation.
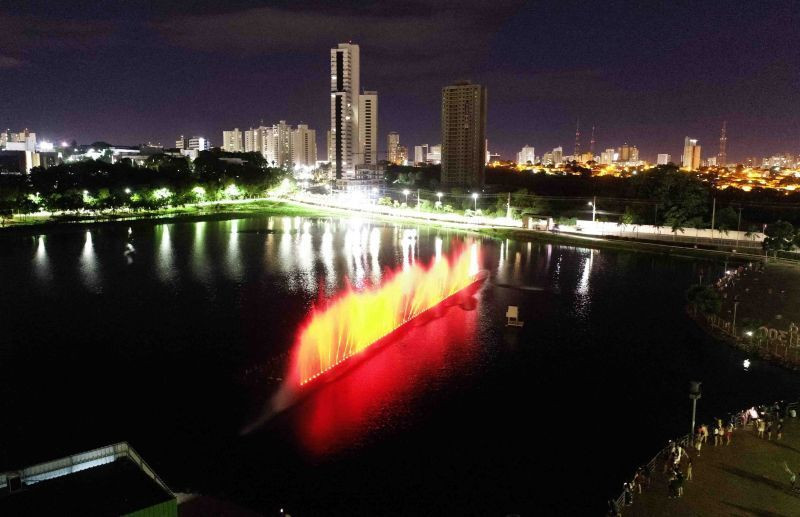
[732,300,740,337]
[403,189,409,207]
[436,192,443,210]
[689,381,702,438]
[588,196,597,222]
[472,192,478,211]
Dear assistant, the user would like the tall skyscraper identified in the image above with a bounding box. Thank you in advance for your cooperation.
[517,146,536,165]
[718,121,727,167]
[330,43,360,178]
[573,119,581,157]
[387,131,401,164]
[682,137,701,170]
[291,124,317,168]
[222,128,243,152]
[358,91,378,166]
[441,81,487,188]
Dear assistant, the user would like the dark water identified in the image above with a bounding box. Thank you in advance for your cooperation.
[1,216,799,515]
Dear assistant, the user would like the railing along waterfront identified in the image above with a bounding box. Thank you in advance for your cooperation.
[612,399,800,512]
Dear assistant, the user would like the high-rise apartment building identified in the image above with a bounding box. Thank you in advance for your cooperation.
[265,120,292,168]
[440,81,487,188]
[222,128,243,152]
[657,153,671,165]
[291,124,317,168]
[187,137,210,151]
[682,137,701,170]
[387,132,401,164]
[517,146,536,165]
[244,127,264,153]
[330,43,360,178]
[427,144,441,164]
[358,91,378,166]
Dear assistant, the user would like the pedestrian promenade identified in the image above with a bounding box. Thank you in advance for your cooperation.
[622,418,800,516]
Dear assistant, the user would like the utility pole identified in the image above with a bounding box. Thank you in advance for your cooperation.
[735,206,742,249]
[417,189,420,211]
[690,382,702,438]
[710,198,716,241]
[506,191,511,219]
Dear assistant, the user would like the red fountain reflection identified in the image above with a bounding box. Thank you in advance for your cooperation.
[293,285,481,455]
[289,244,483,387]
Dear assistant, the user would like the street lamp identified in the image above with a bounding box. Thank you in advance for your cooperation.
[436,192,443,210]
[588,196,597,222]
[689,381,702,438]
[403,189,410,206]
[472,192,478,211]
[125,188,131,194]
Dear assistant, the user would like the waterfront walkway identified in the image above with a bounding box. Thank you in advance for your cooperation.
[622,418,800,516]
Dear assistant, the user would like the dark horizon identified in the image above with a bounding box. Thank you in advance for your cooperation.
[2,0,798,162]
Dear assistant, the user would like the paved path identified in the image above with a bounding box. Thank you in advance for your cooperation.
[622,418,800,516]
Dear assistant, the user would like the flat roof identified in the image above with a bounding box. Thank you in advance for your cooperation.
[0,456,174,515]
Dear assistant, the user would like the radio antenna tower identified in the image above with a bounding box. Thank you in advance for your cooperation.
[589,125,596,155]
[718,121,727,167]
[574,118,581,157]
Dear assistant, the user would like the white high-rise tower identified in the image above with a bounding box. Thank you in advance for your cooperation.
[330,43,360,178]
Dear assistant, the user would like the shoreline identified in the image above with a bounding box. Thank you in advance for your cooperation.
[0,197,775,264]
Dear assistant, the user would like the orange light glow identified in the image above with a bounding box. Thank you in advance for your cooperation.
[290,244,481,386]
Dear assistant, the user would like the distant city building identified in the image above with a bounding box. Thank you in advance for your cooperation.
[600,148,616,165]
[387,132,401,164]
[222,128,243,153]
[188,136,210,151]
[291,124,317,168]
[682,137,701,170]
[1,129,37,151]
[265,120,292,168]
[706,156,717,167]
[244,127,264,153]
[543,151,554,165]
[657,153,671,165]
[330,42,360,178]
[358,90,378,166]
[517,146,536,165]
[415,144,428,165]
[629,146,639,162]
[427,145,441,164]
[552,146,563,164]
[578,151,594,163]
[441,81,487,188]
[397,145,408,165]
[177,136,209,151]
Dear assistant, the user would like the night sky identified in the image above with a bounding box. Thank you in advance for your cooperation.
[2,0,798,162]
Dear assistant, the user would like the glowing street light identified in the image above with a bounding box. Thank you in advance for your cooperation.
[471,192,478,211]
[403,189,410,206]
[588,196,597,222]
[436,192,443,210]
[124,188,131,194]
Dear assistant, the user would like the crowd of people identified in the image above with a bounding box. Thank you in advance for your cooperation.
[607,400,798,515]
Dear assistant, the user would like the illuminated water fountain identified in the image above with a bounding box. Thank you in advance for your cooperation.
[289,244,485,387]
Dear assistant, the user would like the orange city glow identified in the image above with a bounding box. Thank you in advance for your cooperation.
[291,244,481,386]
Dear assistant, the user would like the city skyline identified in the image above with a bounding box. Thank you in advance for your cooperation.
[1,1,798,162]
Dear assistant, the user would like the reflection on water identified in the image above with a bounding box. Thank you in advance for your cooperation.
[294,300,480,455]
[225,220,243,281]
[156,225,176,283]
[320,222,336,295]
[192,221,211,281]
[33,235,51,281]
[80,230,100,291]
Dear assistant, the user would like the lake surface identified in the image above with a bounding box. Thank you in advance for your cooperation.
[2,215,799,515]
